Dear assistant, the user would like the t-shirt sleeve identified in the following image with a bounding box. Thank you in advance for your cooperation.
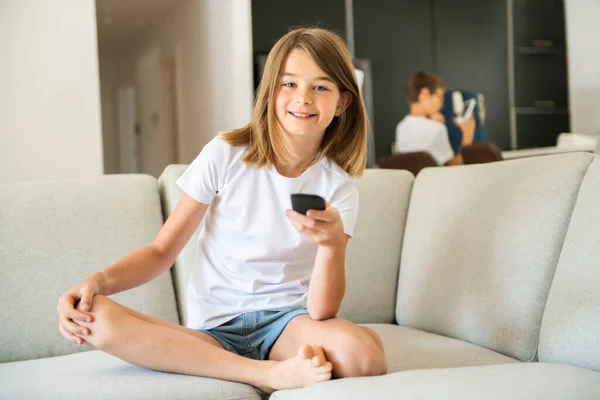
[429,126,455,165]
[176,137,229,204]
[330,179,359,238]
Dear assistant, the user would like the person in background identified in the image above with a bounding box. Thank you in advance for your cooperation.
[395,71,475,165]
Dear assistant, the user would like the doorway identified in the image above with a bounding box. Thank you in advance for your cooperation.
[116,47,180,177]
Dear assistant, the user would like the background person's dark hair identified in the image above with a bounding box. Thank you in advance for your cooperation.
[405,71,445,104]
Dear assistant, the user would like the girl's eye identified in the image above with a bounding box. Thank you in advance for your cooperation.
[315,86,329,92]
[283,82,296,88]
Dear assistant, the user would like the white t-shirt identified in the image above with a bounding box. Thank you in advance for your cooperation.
[176,136,359,330]
[395,115,455,165]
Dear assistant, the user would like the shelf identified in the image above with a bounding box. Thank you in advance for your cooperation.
[514,107,569,115]
[514,46,564,55]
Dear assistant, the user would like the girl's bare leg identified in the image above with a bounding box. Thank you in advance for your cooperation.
[73,295,332,394]
[269,315,387,379]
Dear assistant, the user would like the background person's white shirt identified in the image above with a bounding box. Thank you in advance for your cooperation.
[395,115,455,165]
[176,136,359,330]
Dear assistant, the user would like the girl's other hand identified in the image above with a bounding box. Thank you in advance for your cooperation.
[57,275,101,346]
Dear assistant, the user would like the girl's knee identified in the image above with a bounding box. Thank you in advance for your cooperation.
[361,326,385,352]
[342,332,387,377]
[354,342,387,377]
[75,294,109,312]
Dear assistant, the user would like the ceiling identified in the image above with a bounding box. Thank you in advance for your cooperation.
[95,0,183,44]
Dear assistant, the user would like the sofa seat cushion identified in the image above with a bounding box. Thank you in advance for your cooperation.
[365,324,517,372]
[271,363,600,400]
[0,350,262,400]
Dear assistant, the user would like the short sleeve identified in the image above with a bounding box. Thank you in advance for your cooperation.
[330,179,359,238]
[429,126,455,165]
[176,137,230,204]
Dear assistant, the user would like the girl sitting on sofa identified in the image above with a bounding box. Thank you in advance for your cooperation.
[56,27,387,394]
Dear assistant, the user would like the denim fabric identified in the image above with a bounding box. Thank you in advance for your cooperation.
[198,308,309,360]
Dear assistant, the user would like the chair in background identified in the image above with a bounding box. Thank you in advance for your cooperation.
[461,142,503,164]
[376,152,437,176]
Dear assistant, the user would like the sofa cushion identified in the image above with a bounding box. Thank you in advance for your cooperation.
[365,324,517,373]
[539,157,600,372]
[159,166,414,325]
[339,169,413,323]
[0,350,261,400]
[0,175,180,363]
[396,153,594,361]
[271,363,600,400]
[159,165,201,326]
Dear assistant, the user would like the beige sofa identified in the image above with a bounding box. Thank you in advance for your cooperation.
[1,152,600,399]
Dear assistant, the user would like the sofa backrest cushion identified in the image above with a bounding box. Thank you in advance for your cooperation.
[340,169,413,323]
[159,166,414,325]
[396,153,594,361]
[539,157,600,371]
[158,165,200,325]
[0,175,180,363]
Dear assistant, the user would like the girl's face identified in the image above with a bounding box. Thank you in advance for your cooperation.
[275,49,349,142]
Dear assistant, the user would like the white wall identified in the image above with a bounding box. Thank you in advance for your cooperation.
[98,47,120,174]
[565,0,600,135]
[200,0,254,155]
[99,0,253,172]
[0,0,104,183]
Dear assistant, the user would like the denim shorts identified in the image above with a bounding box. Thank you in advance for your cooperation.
[199,308,309,360]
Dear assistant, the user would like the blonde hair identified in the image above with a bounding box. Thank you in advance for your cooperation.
[220,28,367,177]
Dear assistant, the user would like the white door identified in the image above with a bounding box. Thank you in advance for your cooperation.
[135,48,176,178]
[162,54,179,166]
[117,85,137,173]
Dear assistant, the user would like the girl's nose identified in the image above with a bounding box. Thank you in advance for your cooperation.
[295,88,313,105]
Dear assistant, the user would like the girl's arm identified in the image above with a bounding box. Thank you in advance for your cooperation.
[94,194,209,296]
[307,235,349,320]
[286,205,348,320]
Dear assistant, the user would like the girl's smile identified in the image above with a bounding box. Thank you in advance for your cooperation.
[288,111,317,120]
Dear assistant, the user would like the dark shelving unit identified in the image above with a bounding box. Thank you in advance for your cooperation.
[514,46,564,55]
[508,0,570,149]
[251,0,571,155]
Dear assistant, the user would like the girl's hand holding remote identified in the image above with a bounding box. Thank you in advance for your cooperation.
[286,202,345,248]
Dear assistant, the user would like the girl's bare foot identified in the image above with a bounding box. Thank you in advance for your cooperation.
[258,344,332,394]
[309,344,329,368]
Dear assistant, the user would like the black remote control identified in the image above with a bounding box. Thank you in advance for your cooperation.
[290,194,326,215]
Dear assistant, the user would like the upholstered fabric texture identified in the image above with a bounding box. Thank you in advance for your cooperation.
[396,153,594,361]
[365,323,517,373]
[338,169,413,323]
[0,175,180,363]
[0,350,261,400]
[271,363,600,400]
[539,157,600,372]
[158,165,201,326]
